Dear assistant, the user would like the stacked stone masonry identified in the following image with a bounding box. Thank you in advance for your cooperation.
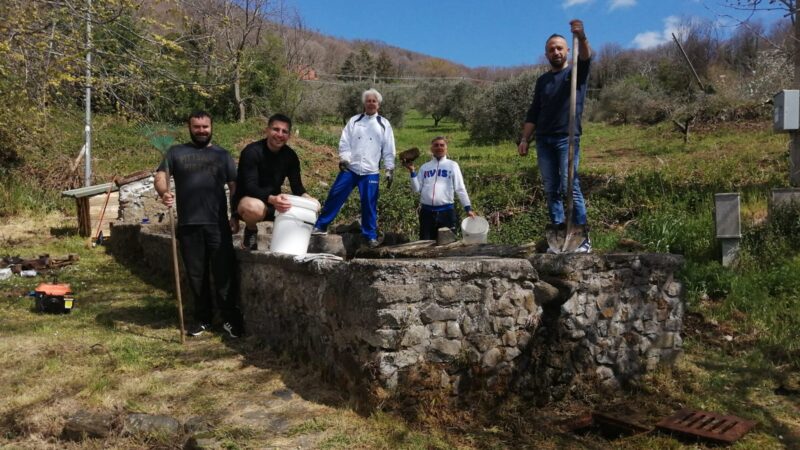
[109,224,684,407]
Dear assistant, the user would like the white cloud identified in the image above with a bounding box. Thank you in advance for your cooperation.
[562,0,593,8]
[632,15,689,49]
[632,31,664,49]
[609,0,636,11]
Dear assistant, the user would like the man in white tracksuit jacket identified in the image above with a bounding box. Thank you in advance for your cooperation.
[313,88,396,247]
[405,136,476,240]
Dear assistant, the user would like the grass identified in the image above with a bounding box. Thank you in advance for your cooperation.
[1,111,799,448]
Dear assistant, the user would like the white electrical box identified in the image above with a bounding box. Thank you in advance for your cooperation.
[714,193,741,239]
[774,90,800,132]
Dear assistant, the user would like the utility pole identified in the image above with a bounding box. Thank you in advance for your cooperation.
[792,5,800,186]
[84,0,93,187]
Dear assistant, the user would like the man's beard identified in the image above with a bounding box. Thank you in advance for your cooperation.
[548,57,564,69]
[190,132,212,147]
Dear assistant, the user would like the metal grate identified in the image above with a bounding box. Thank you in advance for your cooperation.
[656,408,757,444]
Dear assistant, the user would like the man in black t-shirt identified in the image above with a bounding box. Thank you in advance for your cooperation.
[155,111,243,338]
[232,113,319,250]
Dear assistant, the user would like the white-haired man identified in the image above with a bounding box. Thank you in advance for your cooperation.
[313,88,396,247]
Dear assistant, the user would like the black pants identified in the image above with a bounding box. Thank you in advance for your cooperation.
[177,223,240,326]
[419,208,458,240]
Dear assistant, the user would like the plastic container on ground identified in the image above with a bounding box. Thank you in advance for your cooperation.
[269,195,320,256]
[461,216,489,244]
[0,268,12,280]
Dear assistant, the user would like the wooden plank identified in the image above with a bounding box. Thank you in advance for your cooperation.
[88,192,119,238]
[76,197,91,237]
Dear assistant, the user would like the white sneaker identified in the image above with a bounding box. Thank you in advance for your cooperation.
[575,237,592,254]
[311,227,327,236]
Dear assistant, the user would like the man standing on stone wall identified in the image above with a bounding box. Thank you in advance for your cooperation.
[232,113,318,250]
[517,19,593,253]
[312,88,397,248]
[155,111,243,338]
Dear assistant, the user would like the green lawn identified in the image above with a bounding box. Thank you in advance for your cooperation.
[1,111,798,448]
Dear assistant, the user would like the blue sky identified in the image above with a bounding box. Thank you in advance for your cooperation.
[287,0,787,68]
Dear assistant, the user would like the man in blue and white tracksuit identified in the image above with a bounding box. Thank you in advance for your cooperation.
[405,136,476,240]
[313,88,396,248]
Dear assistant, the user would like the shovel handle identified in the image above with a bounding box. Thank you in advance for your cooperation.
[562,33,580,253]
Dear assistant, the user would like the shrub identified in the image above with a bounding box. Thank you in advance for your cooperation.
[467,71,540,144]
[592,75,670,125]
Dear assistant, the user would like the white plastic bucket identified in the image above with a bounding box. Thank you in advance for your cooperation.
[461,216,489,244]
[269,195,320,256]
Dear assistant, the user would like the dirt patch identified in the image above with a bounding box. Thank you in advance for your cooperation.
[0,212,74,247]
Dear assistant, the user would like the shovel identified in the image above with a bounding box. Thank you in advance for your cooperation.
[559,32,588,253]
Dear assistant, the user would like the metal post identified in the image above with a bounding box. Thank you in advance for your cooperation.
[791,131,800,186]
[714,193,741,267]
[84,0,92,187]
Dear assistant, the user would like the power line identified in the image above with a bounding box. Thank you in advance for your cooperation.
[314,72,495,83]
[299,79,418,88]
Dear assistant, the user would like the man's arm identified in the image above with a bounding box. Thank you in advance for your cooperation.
[238,146,275,204]
[570,19,592,60]
[517,122,536,157]
[338,118,353,165]
[382,122,396,171]
[228,181,240,233]
[154,170,174,207]
[287,153,307,197]
[452,163,474,217]
[409,163,421,193]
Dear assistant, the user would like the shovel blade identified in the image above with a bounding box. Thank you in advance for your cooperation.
[562,224,588,253]
[545,224,567,254]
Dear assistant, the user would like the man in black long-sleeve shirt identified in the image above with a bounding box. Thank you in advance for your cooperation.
[233,113,319,250]
[518,19,592,254]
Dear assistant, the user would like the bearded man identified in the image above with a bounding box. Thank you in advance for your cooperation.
[517,19,593,253]
[155,110,243,338]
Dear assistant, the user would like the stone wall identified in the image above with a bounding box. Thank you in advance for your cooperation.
[109,224,684,408]
[117,175,166,225]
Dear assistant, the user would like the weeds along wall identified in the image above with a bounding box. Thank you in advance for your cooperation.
[109,224,685,409]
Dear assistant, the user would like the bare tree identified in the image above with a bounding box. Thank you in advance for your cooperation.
[721,1,797,85]
[221,0,271,123]
[721,1,800,185]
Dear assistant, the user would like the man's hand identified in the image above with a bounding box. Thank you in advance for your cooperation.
[269,194,292,213]
[160,192,175,208]
[517,141,529,157]
[338,160,349,172]
[385,169,394,189]
[403,162,415,173]
[570,19,586,40]
[229,216,240,234]
[467,210,477,219]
